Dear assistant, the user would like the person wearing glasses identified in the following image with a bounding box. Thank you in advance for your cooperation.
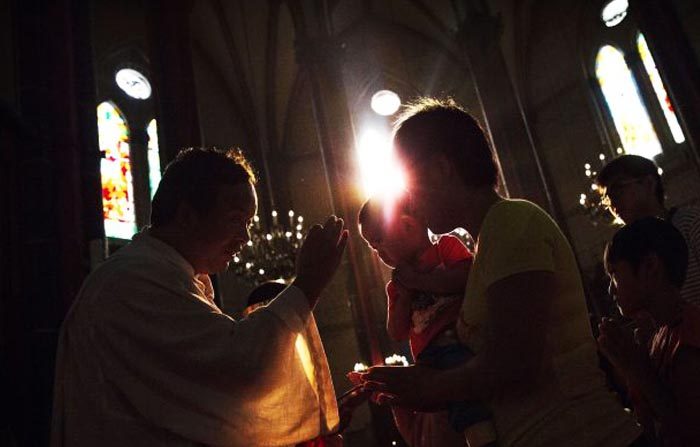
[597,154,700,307]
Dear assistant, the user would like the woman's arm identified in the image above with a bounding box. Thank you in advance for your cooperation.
[364,270,556,406]
[433,270,555,401]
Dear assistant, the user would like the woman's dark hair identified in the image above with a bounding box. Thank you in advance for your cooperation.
[605,217,688,288]
[151,147,256,227]
[597,154,664,205]
[393,97,498,188]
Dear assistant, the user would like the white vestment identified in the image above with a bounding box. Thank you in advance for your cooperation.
[50,231,338,447]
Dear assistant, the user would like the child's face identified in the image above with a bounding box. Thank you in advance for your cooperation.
[607,260,647,318]
[361,216,422,268]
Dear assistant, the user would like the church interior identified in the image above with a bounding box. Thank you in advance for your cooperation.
[3,0,700,445]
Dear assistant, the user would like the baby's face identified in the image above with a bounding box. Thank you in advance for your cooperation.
[362,222,404,268]
[361,218,417,268]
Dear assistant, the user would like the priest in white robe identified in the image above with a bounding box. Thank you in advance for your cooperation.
[51,148,347,447]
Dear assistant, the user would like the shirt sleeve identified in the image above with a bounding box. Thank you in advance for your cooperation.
[437,234,472,266]
[265,284,311,333]
[479,205,557,288]
[90,264,336,445]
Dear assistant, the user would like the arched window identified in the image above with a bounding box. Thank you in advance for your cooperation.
[147,118,162,198]
[97,101,137,240]
[97,65,162,244]
[595,45,661,158]
[591,0,686,159]
[636,34,685,144]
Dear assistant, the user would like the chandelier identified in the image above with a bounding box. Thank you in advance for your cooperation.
[228,210,306,285]
[578,152,620,226]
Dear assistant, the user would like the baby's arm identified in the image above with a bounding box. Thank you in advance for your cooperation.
[393,259,470,295]
[386,280,412,341]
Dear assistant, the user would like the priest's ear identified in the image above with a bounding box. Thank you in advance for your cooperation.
[174,200,200,231]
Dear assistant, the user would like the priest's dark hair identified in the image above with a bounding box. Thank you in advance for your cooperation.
[150,147,257,227]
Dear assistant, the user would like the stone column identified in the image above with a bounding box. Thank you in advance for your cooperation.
[287,1,385,367]
[147,0,201,163]
[6,0,100,444]
[129,126,152,228]
[455,2,557,215]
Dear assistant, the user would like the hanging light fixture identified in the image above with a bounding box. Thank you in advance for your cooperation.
[228,210,306,285]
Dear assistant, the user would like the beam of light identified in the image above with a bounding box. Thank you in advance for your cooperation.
[356,128,406,200]
[371,90,401,116]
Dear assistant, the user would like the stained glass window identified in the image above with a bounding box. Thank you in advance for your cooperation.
[637,34,686,144]
[97,102,137,239]
[146,118,162,198]
[595,45,662,158]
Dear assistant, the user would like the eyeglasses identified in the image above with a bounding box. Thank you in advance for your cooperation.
[600,178,643,207]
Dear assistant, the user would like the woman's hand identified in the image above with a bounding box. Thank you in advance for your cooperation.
[360,365,445,411]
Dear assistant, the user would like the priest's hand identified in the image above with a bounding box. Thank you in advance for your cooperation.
[293,215,348,308]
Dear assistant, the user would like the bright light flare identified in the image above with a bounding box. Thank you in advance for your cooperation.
[371,90,401,116]
[356,129,406,200]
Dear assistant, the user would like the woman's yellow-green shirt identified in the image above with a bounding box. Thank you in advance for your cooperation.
[458,199,640,446]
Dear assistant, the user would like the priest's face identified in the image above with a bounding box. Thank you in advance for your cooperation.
[190,181,257,274]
